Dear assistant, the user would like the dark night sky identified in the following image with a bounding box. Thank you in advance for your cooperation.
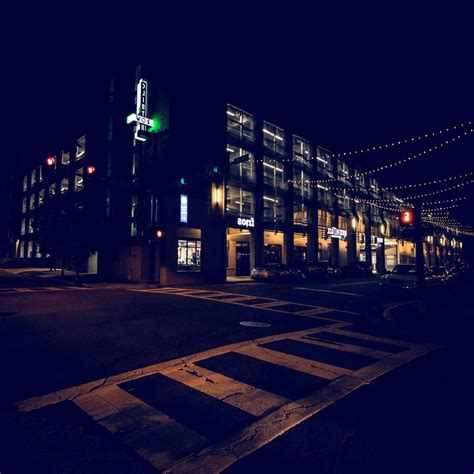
[1,2,473,227]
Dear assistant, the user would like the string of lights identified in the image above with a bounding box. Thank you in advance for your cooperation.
[313,129,474,183]
[420,196,468,206]
[421,203,461,212]
[329,121,472,158]
[423,220,474,236]
[381,171,474,191]
[398,179,474,200]
[333,193,409,212]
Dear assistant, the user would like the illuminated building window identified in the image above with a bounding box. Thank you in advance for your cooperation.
[263,195,284,222]
[293,136,312,165]
[38,166,43,182]
[225,186,254,216]
[49,183,56,197]
[293,169,312,199]
[27,241,33,257]
[21,218,26,235]
[227,145,255,183]
[75,135,86,160]
[23,175,28,192]
[38,189,45,206]
[316,148,333,176]
[131,194,138,218]
[29,194,35,210]
[293,201,308,225]
[61,151,70,165]
[263,121,285,155]
[22,197,27,213]
[227,104,255,143]
[263,156,285,188]
[177,239,201,272]
[130,222,138,237]
[75,168,84,191]
[28,219,34,234]
[61,178,68,194]
[31,169,36,187]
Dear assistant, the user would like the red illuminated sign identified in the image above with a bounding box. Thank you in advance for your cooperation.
[400,210,414,226]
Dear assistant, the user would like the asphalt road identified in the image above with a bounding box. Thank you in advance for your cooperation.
[1,270,473,473]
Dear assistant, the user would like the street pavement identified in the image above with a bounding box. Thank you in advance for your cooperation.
[1,269,473,473]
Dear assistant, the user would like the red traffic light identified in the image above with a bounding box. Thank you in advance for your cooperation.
[45,156,56,167]
[86,165,96,175]
[156,230,164,238]
[400,209,414,226]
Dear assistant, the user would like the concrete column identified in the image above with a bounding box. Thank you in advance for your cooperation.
[284,130,294,267]
[331,212,340,266]
[254,117,265,267]
[347,216,357,263]
[364,215,372,267]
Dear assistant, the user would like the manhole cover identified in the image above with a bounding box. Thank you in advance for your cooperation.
[239,321,271,328]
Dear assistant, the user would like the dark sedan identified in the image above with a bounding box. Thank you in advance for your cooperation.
[251,264,303,282]
[340,261,373,277]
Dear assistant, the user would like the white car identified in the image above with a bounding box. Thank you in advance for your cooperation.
[380,264,441,291]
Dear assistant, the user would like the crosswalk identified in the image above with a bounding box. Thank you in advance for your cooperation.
[131,286,358,322]
[16,321,440,473]
[0,286,90,295]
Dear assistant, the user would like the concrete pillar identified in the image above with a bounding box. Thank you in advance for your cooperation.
[284,130,294,267]
[347,216,357,263]
[364,215,372,268]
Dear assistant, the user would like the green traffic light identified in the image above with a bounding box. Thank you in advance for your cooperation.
[180,177,186,185]
[213,166,219,174]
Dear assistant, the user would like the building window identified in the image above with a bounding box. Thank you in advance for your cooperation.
[76,135,86,160]
[61,151,70,165]
[263,195,284,221]
[49,183,56,197]
[61,178,68,194]
[293,169,312,199]
[293,136,312,165]
[227,145,255,183]
[75,168,84,191]
[28,219,34,234]
[293,201,308,225]
[38,189,45,206]
[263,156,285,189]
[21,218,26,235]
[227,104,255,143]
[22,197,27,213]
[38,166,43,182]
[23,175,28,192]
[130,222,138,237]
[131,194,138,218]
[132,150,139,175]
[107,113,113,141]
[316,148,333,176]
[29,194,35,211]
[177,239,201,272]
[30,169,36,187]
[263,121,285,155]
[28,241,33,258]
[225,185,254,216]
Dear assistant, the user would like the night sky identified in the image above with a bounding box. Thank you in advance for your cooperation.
[2,2,473,243]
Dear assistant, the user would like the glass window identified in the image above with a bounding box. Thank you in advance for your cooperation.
[29,194,35,210]
[75,168,84,191]
[61,178,68,194]
[263,121,285,155]
[30,169,36,187]
[227,145,255,183]
[293,201,308,225]
[263,156,285,189]
[316,147,333,176]
[22,197,27,213]
[21,218,26,235]
[28,219,34,234]
[130,222,138,237]
[28,241,33,257]
[226,186,255,216]
[76,135,86,160]
[38,189,45,206]
[263,195,284,221]
[227,104,255,143]
[131,195,138,218]
[293,136,312,165]
[49,183,56,197]
[61,151,70,165]
[293,168,312,199]
[177,239,201,272]
[23,175,28,192]
[38,166,43,182]
[338,160,350,183]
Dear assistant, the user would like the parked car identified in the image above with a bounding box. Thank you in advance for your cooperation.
[379,264,443,291]
[339,261,373,277]
[251,264,303,282]
[431,266,451,283]
[305,261,340,279]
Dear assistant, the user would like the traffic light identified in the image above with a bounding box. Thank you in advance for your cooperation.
[400,209,414,226]
[179,177,187,186]
[156,229,164,239]
[86,165,96,175]
[45,156,56,167]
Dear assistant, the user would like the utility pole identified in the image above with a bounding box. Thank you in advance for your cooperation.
[413,200,425,289]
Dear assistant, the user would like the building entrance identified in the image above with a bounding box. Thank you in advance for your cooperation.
[236,241,250,276]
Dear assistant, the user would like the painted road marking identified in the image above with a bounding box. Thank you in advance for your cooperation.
[16,322,440,473]
[166,342,440,473]
[0,286,90,294]
[293,287,363,297]
[74,384,209,471]
[133,287,343,320]
[162,363,289,417]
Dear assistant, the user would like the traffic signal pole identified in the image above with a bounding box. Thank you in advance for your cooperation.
[413,201,425,289]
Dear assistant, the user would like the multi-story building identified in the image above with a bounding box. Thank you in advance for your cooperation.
[9,63,462,283]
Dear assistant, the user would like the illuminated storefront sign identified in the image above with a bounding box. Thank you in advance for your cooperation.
[180,194,188,223]
[326,227,347,239]
[237,217,255,228]
[127,79,154,142]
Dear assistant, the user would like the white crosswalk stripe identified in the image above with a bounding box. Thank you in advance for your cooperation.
[0,286,90,294]
[15,321,441,473]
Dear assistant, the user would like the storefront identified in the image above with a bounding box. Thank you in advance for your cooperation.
[226,227,252,277]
